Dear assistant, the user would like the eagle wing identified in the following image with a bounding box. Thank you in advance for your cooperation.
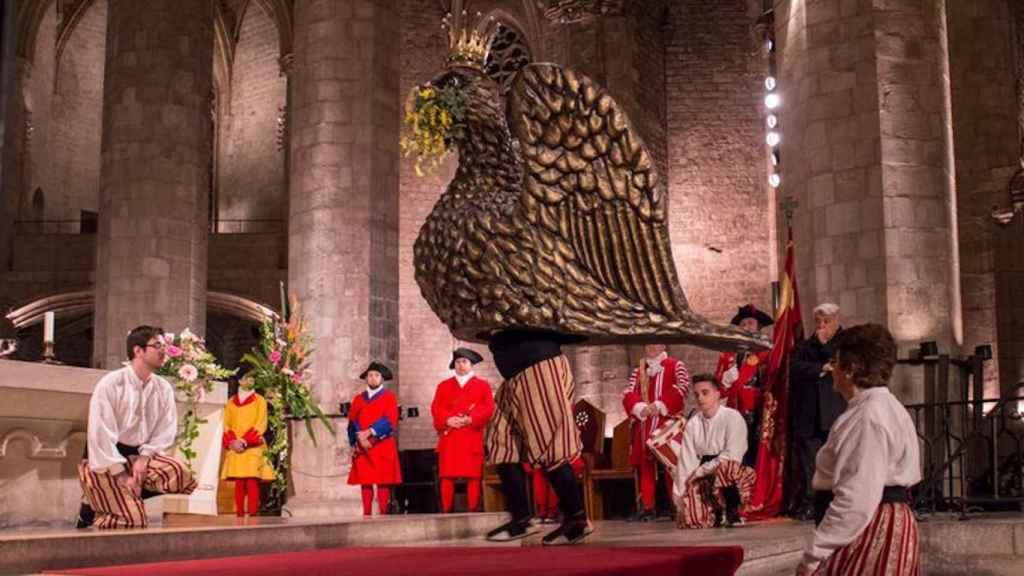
[507,63,688,319]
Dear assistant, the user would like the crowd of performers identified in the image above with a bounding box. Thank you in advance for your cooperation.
[74,306,922,573]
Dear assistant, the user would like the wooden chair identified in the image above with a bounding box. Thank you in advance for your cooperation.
[582,418,637,520]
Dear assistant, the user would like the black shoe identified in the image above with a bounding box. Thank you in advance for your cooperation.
[722,486,743,526]
[627,508,655,522]
[725,509,744,527]
[485,517,538,542]
[75,502,95,529]
[713,510,724,528]
[796,506,816,522]
[541,515,593,546]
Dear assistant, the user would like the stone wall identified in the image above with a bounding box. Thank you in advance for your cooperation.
[24,2,56,221]
[50,0,106,221]
[666,0,773,375]
[216,5,287,225]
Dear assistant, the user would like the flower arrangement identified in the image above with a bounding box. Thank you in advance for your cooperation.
[156,329,236,472]
[399,83,467,176]
[241,289,333,508]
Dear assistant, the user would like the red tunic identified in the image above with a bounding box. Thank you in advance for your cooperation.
[431,376,495,478]
[346,389,402,485]
[714,350,770,414]
[622,357,690,467]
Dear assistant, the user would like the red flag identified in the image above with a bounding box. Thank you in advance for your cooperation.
[745,227,803,520]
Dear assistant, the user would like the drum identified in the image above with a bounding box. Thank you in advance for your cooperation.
[645,416,686,472]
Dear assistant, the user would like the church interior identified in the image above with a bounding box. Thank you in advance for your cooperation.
[1,0,1023,574]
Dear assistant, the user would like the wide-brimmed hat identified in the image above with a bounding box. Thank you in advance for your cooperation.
[730,304,774,329]
[449,347,484,370]
[359,361,393,381]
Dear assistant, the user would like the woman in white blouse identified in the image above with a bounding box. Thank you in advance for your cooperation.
[797,324,921,576]
[674,374,756,528]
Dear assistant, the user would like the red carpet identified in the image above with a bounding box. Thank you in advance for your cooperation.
[48,546,743,576]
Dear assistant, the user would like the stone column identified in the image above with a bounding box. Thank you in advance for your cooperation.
[947,0,1021,396]
[775,0,957,400]
[93,0,213,368]
[286,0,401,517]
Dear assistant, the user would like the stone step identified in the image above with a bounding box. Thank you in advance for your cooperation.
[0,512,507,575]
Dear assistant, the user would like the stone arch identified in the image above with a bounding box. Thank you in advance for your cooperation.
[15,0,54,64]
[5,289,277,368]
[30,187,45,221]
[249,0,293,63]
[5,289,278,330]
[53,0,97,77]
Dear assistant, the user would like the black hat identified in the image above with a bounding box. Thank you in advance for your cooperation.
[730,304,774,329]
[359,361,393,382]
[449,347,484,370]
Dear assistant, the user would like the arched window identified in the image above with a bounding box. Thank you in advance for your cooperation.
[484,21,532,94]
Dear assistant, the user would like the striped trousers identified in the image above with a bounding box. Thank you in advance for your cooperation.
[676,459,757,529]
[78,454,197,529]
[485,354,582,470]
[814,502,920,576]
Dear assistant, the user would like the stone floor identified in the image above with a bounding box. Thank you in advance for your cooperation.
[4,512,1024,575]
[0,513,809,575]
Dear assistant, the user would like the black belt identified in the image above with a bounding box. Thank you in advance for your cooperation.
[699,453,719,465]
[83,443,159,499]
[813,486,909,526]
[83,442,141,459]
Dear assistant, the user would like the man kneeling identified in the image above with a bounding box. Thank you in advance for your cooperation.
[674,374,756,528]
[77,325,197,529]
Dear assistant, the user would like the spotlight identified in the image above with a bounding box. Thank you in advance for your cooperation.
[766,131,780,147]
[771,151,781,166]
[769,173,781,188]
[765,76,777,91]
[765,93,781,109]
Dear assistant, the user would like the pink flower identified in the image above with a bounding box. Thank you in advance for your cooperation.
[166,345,183,358]
[178,364,199,382]
[269,350,282,365]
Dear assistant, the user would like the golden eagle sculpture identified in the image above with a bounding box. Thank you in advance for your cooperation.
[411,15,768,353]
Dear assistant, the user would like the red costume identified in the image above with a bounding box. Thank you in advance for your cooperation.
[431,373,495,511]
[714,350,770,414]
[347,381,402,515]
[622,354,690,514]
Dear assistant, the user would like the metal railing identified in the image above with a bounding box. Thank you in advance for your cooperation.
[901,354,1024,516]
[15,219,286,235]
[14,220,95,234]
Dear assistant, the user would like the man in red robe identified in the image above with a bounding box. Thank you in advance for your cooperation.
[431,347,495,512]
[347,361,402,516]
[622,344,690,521]
[714,304,773,466]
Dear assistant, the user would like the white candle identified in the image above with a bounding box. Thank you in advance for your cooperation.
[44,312,55,343]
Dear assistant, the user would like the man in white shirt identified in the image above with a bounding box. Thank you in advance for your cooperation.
[674,374,757,529]
[76,325,197,529]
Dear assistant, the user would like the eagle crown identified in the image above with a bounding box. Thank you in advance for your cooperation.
[443,9,494,71]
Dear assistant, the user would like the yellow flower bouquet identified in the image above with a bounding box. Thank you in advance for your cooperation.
[400,83,467,176]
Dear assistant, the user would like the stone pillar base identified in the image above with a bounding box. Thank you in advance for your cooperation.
[283,490,362,518]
